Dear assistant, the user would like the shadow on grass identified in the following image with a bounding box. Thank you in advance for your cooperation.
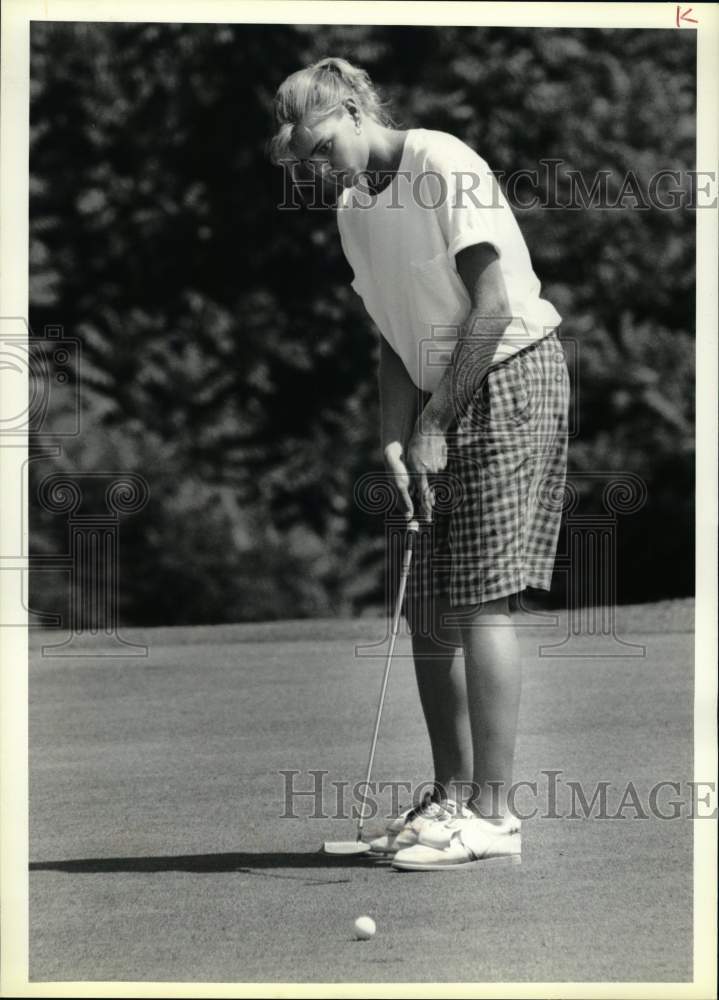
[30,851,383,877]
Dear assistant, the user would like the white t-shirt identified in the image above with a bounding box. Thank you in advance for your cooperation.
[336,128,562,393]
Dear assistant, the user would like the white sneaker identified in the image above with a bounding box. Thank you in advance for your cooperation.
[368,798,472,856]
[366,807,416,855]
[418,811,521,849]
[391,814,522,871]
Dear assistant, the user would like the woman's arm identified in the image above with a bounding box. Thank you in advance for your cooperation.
[405,241,511,519]
[420,241,511,433]
[379,335,419,458]
[379,335,421,517]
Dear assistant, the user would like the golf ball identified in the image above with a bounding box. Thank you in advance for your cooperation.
[354,915,376,940]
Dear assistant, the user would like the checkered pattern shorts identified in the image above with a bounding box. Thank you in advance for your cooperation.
[405,328,570,615]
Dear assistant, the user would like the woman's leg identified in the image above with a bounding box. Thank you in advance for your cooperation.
[409,595,473,800]
[454,594,522,823]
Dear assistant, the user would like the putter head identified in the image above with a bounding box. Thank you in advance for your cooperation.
[321,840,371,856]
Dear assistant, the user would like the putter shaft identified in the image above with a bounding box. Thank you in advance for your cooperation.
[356,520,419,841]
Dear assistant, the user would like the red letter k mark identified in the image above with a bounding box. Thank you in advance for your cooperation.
[676,6,698,27]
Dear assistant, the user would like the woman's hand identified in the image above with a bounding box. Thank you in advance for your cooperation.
[406,422,448,521]
[384,443,414,520]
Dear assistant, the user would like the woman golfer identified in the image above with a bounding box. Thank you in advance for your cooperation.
[269,57,569,871]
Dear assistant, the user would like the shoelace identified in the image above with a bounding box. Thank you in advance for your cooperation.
[405,796,459,825]
[439,816,462,831]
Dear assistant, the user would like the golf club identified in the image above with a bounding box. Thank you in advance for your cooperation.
[322,518,420,855]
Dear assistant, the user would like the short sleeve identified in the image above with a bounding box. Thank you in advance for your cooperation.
[420,136,504,266]
[336,204,392,339]
[336,205,362,293]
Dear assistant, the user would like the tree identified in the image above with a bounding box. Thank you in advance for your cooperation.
[29,23,696,624]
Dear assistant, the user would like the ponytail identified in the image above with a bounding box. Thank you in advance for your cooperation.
[267,56,398,165]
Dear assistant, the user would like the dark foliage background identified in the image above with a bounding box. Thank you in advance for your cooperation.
[28,23,695,625]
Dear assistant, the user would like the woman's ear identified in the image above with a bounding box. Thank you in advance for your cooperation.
[343,97,360,124]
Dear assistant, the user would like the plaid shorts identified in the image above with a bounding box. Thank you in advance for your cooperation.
[405,328,570,616]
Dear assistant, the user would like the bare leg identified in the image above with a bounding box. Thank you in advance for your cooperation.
[409,595,473,801]
[454,595,522,823]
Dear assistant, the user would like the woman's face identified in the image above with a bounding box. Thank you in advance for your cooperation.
[290,104,368,203]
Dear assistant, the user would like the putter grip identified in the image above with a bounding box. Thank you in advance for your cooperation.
[406,519,419,551]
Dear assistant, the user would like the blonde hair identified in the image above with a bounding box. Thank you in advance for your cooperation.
[267,56,398,166]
